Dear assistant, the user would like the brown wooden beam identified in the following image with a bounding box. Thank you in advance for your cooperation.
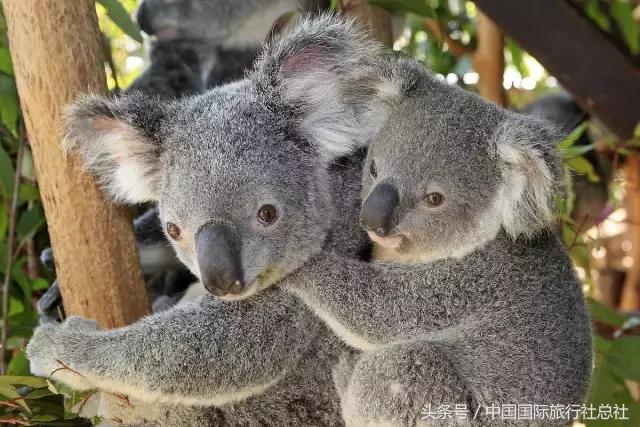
[473,0,640,139]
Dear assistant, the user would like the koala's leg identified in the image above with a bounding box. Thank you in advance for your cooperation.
[27,289,317,407]
[341,340,473,427]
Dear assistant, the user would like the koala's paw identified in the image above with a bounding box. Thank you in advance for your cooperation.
[26,316,100,391]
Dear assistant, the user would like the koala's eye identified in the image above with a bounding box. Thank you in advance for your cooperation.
[257,204,278,226]
[425,192,444,207]
[166,222,182,240]
[369,160,378,178]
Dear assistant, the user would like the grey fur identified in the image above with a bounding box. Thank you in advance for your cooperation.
[27,15,377,427]
[272,34,593,427]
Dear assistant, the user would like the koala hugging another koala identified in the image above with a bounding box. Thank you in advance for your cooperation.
[26,14,592,427]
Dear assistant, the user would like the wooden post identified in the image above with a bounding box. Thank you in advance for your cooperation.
[2,0,149,328]
[338,0,393,47]
[472,11,506,107]
[619,154,640,311]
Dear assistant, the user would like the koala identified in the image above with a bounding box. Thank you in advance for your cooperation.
[26,16,376,427]
[147,18,593,426]
[266,51,592,426]
[134,0,329,91]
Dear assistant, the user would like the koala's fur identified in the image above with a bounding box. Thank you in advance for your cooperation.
[27,16,376,427]
[132,0,329,96]
[270,34,592,427]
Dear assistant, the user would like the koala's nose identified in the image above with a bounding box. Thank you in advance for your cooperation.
[359,183,399,237]
[195,224,244,297]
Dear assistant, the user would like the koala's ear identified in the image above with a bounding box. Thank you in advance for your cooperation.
[63,93,166,204]
[251,14,385,160]
[494,114,563,239]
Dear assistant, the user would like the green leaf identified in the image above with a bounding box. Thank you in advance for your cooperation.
[558,122,588,149]
[586,0,610,31]
[7,351,30,376]
[0,73,19,135]
[31,278,49,291]
[611,0,640,55]
[506,38,528,77]
[0,375,49,388]
[589,298,628,327]
[17,205,44,243]
[96,0,143,43]
[0,141,14,196]
[565,156,600,182]
[0,201,7,240]
[0,47,13,75]
[8,296,25,316]
[18,183,41,204]
[368,0,434,17]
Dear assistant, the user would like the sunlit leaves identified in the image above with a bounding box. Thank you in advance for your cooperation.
[96,0,142,43]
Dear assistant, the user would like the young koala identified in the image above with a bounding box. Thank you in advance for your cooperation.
[26,16,376,427]
[272,47,592,426]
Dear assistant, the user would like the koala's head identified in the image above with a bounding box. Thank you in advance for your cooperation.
[64,15,381,299]
[135,0,305,47]
[356,58,563,261]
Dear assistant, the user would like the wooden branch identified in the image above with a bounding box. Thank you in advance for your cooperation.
[423,18,473,58]
[473,0,640,139]
[472,11,506,107]
[338,0,393,47]
[619,154,640,311]
[2,0,149,328]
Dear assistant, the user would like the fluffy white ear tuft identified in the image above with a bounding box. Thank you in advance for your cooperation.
[251,14,387,160]
[63,93,164,204]
[494,114,563,238]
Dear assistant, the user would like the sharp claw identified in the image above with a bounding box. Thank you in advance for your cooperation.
[36,280,63,323]
[40,247,56,273]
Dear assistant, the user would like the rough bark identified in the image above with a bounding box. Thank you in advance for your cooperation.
[2,0,149,328]
[338,0,393,47]
[472,10,506,107]
[619,154,640,311]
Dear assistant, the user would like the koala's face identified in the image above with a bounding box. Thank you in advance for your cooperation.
[152,89,330,299]
[360,94,505,261]
[358,70,562,262]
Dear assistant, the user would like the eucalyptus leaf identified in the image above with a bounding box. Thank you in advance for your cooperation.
[96,0,143,43]
[611,0,640,55]
[0,73,19,135]
[0,46,12,75]
[17,205,45,243]
[0,141,14,196]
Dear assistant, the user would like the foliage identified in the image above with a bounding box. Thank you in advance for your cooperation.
[0,0,141,424]
[0,0,639,425]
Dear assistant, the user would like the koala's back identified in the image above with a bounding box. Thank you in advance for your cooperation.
[431,233,592,407]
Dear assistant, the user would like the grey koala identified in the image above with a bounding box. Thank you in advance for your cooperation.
[26,16,377,427]
[135,0,329,91]
[269,54,592,425]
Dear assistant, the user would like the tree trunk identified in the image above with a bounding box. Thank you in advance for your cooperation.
[338,0,393,47]
[619,154,640,311]
[2,0,149,328]
[472,10,506,107]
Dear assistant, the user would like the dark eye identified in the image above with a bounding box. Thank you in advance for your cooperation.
[369,160,378,178]
[166,222,181,240]
[425,192,444,207]
[257,204,278,226]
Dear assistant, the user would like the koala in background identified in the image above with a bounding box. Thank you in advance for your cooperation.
[26,17,377,427]
[134,0,329,91]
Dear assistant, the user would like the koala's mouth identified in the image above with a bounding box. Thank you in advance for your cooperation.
[367,231,408,251]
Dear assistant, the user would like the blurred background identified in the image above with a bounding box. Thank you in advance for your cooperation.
[0,0,639,425]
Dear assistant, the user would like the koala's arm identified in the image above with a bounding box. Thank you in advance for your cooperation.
[27,290,314,406]
[281,251,486,349]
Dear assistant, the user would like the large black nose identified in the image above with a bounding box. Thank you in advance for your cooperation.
[359,183,399,237]
[195,224,244,297]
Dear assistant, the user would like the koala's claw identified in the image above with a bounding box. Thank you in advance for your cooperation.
[36,280,63,324]
[27,318,97,390]
[40,247,56,272]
